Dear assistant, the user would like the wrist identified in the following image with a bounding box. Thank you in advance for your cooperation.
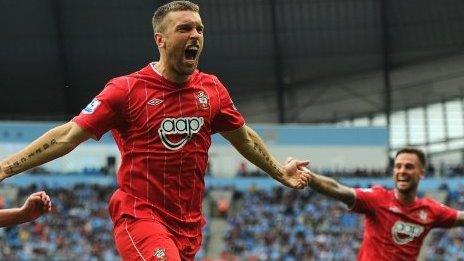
[10,207,24,218]
[15,206,24,214]
[15,207,30,224]
[307,172,318,187]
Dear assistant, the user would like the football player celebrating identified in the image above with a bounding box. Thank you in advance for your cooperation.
[0,1,310,260]
[296,147,464,260]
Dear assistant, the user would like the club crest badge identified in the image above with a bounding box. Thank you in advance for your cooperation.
[195,90,209,110]
[418,210,428,223]
[153,248,167,260]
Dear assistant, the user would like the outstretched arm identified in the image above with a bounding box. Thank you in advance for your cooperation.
[286,157,356,207]
[0,191,52,227]
[306,170,356,207]
[0,122,94,181]
[221,125,310,189]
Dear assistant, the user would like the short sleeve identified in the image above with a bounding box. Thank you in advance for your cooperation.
[351,186,384,214]
[211,78,245,134]
[432,201,458,228]
[72,81,126,140]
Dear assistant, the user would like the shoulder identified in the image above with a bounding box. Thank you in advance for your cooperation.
[195,70,216,79]
[194,71,224,86]
[357,185,388,194]
[419,197,459,225]
[354,185,387,198]
[420,197,447,209]
[354,186,391,203]
[351,185,389,212]
[419,197,458,218]
[108,76,131,88]
[109,65,155,88]
[107,74,147,93]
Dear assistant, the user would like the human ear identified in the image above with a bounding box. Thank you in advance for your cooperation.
[155,33,165,48]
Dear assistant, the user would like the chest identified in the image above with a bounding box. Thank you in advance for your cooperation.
[372,204,434,245]
[126,85,219,127]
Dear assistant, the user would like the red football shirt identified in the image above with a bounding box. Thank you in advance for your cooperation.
[72,63,245,237]
[352,186,458,261]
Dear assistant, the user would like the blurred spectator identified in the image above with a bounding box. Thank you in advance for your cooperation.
[0,183,209,260]
[237,162,248,177]
[19,160,464,178]
[0,184,119,260]
[223,187,464,260]
[217,197,229,218]
[223,187,360,260]
[232,161,464,178]
[1,175,464,260]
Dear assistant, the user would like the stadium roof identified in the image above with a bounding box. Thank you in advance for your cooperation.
[2,0,464,123]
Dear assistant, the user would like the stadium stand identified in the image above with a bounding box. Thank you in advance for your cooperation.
[1,175,464,260]
[222,186,464,260]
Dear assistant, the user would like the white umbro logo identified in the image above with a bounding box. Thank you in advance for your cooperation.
[148,98,163,106]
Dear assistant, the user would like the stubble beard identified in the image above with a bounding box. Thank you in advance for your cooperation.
[177,59,197,76]
[395,181,418,195]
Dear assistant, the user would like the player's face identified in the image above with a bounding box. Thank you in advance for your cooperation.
[160,11,204,77]
[393,153,424,193]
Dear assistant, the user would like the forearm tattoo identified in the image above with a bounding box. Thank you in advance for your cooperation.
[3,139,57,176]
[251,139,282,178]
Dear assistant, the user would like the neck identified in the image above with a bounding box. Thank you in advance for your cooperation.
[155,60,190,84]
[394,189,417,205]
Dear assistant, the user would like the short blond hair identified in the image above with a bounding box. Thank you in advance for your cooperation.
[152,1,199,33]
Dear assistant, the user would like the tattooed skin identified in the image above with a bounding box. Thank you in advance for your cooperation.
[251,136,282,179]
[2,139,57,176]
[3,161,15,175]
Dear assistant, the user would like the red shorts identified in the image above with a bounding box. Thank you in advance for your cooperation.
[113,216,202,261]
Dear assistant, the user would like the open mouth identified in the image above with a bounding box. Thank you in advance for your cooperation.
[396,177,410,185]
[185,46,199,61]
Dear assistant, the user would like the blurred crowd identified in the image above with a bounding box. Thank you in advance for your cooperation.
[443,164,464,177]
[0,184,117,260]
[224,188,361,260]
[223,186,464,261]
[236,161,443,178]
[1,182,464,260]
[425,185,464,260]
[23,159,464,179]
[0,184,209,261]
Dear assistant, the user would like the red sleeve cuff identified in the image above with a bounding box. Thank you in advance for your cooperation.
[71,116,103,140]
